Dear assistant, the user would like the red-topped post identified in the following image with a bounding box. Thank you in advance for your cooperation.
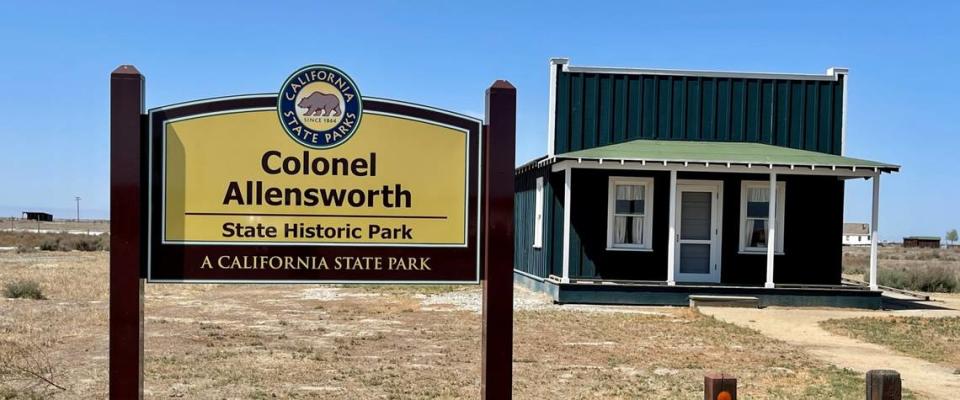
[481,80,516,399]
[110,65,145,399]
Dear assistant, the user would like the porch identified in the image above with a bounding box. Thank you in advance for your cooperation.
[514,270,883,309]
[514,139,899,306]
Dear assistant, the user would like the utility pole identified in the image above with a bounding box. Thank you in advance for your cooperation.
[75,196,81,222]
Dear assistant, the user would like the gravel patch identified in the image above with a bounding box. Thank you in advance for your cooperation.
[420,285,673,315]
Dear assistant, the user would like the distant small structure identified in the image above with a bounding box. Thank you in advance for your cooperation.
[22,211,53,222]
[842,223,870,246]
[903,236,940,248]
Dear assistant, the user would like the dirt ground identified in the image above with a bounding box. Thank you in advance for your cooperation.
[821,315,960,369]
[1,251,874,399]
[701,297,960,400]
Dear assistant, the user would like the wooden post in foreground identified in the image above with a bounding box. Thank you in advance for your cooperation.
[704,372,737,400]
[481,80,516,399]
[110,65,145,399]
[866,370,901,400]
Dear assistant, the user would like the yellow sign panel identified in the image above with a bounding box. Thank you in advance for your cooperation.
[163,109,468,246]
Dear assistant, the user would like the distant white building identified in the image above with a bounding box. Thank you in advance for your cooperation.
[843,223,871,246]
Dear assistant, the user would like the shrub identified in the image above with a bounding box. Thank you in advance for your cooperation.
[869,266,960,293]
[38,239,59,251]
[70,236,105,251]
[32,235,106,252]
[2,280,46,300]
[0,231,109,252]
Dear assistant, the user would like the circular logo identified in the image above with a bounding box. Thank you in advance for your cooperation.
[278,65,362,149]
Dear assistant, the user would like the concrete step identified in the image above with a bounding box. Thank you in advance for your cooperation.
[689,295,761,308]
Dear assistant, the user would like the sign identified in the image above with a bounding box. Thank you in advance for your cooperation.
[146,66,482,283]
[111,64,514,400]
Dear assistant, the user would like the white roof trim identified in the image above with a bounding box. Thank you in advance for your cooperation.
[564,64,842,81]
[549,158,891,178]
[547,155,898,174]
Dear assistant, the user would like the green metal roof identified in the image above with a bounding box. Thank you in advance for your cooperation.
[556,139,899,172]
[904,236,940,241]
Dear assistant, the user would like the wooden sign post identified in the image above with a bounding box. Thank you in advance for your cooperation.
[109,65,516,399]
[481,81,516,399]
[109,65,145,398]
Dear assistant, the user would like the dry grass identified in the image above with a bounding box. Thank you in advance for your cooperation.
[0,219,109,234]
[844,245,960,292]
[821,316,960,371]
[511,309,873,399]
[0,252,878,399]
[0,231,109,252]
[0,252,108,398]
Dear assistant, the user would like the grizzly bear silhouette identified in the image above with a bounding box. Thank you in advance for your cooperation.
[298,91,341,116]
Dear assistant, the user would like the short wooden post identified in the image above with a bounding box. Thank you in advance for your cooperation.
[866,369,901,400]
[480,80,516,399]
[704,372,737,400]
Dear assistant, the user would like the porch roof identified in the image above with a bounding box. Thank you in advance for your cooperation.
[553,139,900,173]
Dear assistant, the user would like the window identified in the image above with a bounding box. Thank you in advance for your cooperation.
[739,181,785,253]
[533,177,544,248]
[607,177,654,250]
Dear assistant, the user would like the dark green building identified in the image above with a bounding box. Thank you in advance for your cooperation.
[514,58,899,309]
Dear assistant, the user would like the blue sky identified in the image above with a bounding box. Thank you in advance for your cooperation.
[0,1,957,240]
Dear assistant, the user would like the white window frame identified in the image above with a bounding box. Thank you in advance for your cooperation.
[739,180,786,254]
[606,176,654,251]
[533,177,544,248]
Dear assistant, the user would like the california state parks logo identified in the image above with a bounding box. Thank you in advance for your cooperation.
[278,65,362,149]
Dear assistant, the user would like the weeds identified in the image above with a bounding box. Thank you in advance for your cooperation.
[38,240,59,251]
[867,266,959,293]
[0,341,66,397]
[2,281,46,300]
[845,246,960,292]
[0,231,108,252]
[14,246,36,254]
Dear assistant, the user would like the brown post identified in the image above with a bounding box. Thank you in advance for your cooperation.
[704,372,737,400]
[866,370,901,400]
[110,65,145,399]
[481,80,516,399]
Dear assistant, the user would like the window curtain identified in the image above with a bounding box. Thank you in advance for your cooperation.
[614,184,645,245]
[748,187,769,202]
[746,218,767,247]
[615,216,627,243]
[615,216,644,244]
[616,184,644,214]
[745,187,769,247]
[632,217,643,244]
[746,188,769,218]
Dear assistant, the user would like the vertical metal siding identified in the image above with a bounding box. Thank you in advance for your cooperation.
[554,71,845,155]
[513,165,556,279]
[549,172,565,278]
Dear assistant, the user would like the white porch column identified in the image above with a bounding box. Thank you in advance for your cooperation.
[666,170,677,286]
[561,168,572,283]
[869,174,880,291]
[765,172,777,289]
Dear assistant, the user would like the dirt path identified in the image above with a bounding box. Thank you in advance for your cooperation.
[700,300,960,400]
